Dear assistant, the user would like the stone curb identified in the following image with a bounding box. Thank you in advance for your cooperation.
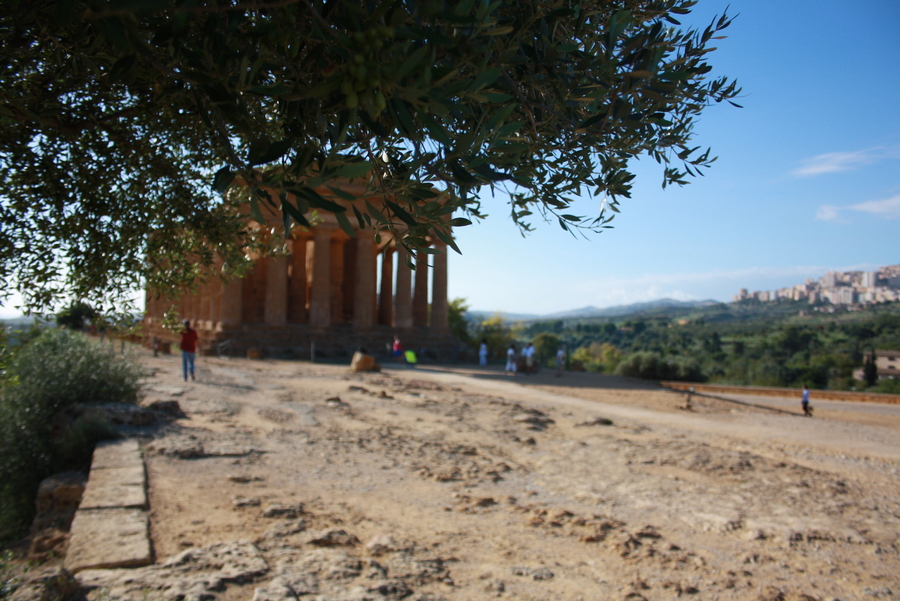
[64,439,153,574]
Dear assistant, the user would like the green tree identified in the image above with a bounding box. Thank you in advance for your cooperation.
[56,301,97,331]
[475,313,517,359]
[2,0,740,312]
[448,297,473,348]
[863,351,878,387]
[532,333,560,366]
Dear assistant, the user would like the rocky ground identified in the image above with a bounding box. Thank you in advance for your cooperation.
[80,352,900,601]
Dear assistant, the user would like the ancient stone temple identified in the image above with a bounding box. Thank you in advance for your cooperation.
[142,183,459,360]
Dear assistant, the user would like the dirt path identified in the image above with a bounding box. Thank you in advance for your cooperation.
[130,353,900,601]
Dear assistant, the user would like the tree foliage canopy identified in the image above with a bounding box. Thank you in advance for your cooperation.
[1,0,739,311]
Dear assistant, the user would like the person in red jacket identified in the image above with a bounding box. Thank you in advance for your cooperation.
[179,320,198,381]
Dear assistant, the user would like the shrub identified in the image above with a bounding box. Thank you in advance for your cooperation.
[0,329,142,541]
[871,378,900,395]
[614,352,705,382]
[0,549,18,600]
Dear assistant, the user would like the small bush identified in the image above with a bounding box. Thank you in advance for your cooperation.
[0,329,142,541]
[871,378,900,395]
[0,549,19,600]
[614,352,705,382]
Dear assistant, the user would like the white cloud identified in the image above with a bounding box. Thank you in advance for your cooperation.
[570,266,832,308]
[849,194,900,219]
[815,194,900,222]
[791,147,898,178]
[815,205,841,221]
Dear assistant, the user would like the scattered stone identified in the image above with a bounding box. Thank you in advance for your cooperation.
[327,397,351,410]
[233,496,261,508]
[262,519,307,539]
[146,434,205,458]
[744,529,767,541]
[257,407,296,424]
[228,474,263,483]
[510,566,553,580]
[77,541,269,600]
[366,535,403,556]
[368,580,413,598]
[30,471,86,534]
[263,503,304,518]
[9,566,77,601]
[28,526,68,560]
[140,399,185,417]
[350,352,381,372]
[863,587,894,598]
[385,556,450,585]
[348,386,370,393]
[512,413,555,431]
[575,416,614,427]
[308,529,360,547]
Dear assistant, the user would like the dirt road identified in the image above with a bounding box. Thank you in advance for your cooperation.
[120,353,899,601]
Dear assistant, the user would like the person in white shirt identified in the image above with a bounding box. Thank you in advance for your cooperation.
[479,339,488,367]
[524,342,535,375]
[555,348,565,377]
[505,344,517,376]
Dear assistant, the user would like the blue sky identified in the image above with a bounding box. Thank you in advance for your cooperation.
[449,0,900,315]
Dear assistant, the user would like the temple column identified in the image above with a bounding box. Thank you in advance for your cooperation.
[208,276,222,326]
[219,277,243,328]
[288,237,309,324]
[394,247,413,329]
[331,237,347,323]
[353,230,376,330]
[378,247,394,326]
[265,255,288,325]
[431,242,449,332]
[309,227,332,329]
[413,250,429,328]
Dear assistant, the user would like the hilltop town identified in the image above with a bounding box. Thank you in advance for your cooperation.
[733,263,900,306]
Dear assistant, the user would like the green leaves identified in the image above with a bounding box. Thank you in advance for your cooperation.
[0,0,740,312]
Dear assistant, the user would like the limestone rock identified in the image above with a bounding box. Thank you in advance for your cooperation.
[263,503,304,519]
[262,519,307,539]
[79,465,147,510]
[9,566,77,601]
[77,541,269,601]
[575,416,614,427]
[27,527,68,561]
[350,352,381,372]
[65,508,152,573]
[30,471,85,534]
[140,399,185,417]
[365,535,403,557]
[90,439,142,470]
[308,529,360,547]
[233,496,261,508]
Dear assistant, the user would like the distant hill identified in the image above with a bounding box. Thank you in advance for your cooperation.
[466,298,721,323]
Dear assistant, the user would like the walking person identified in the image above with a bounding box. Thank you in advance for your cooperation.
[524,342,536,375]
[505,344,517,376]
[479,338,489,367]
[801,385,812,417]
[179,320,198,382]
[392,336,404,363]
[555,347,565,377]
